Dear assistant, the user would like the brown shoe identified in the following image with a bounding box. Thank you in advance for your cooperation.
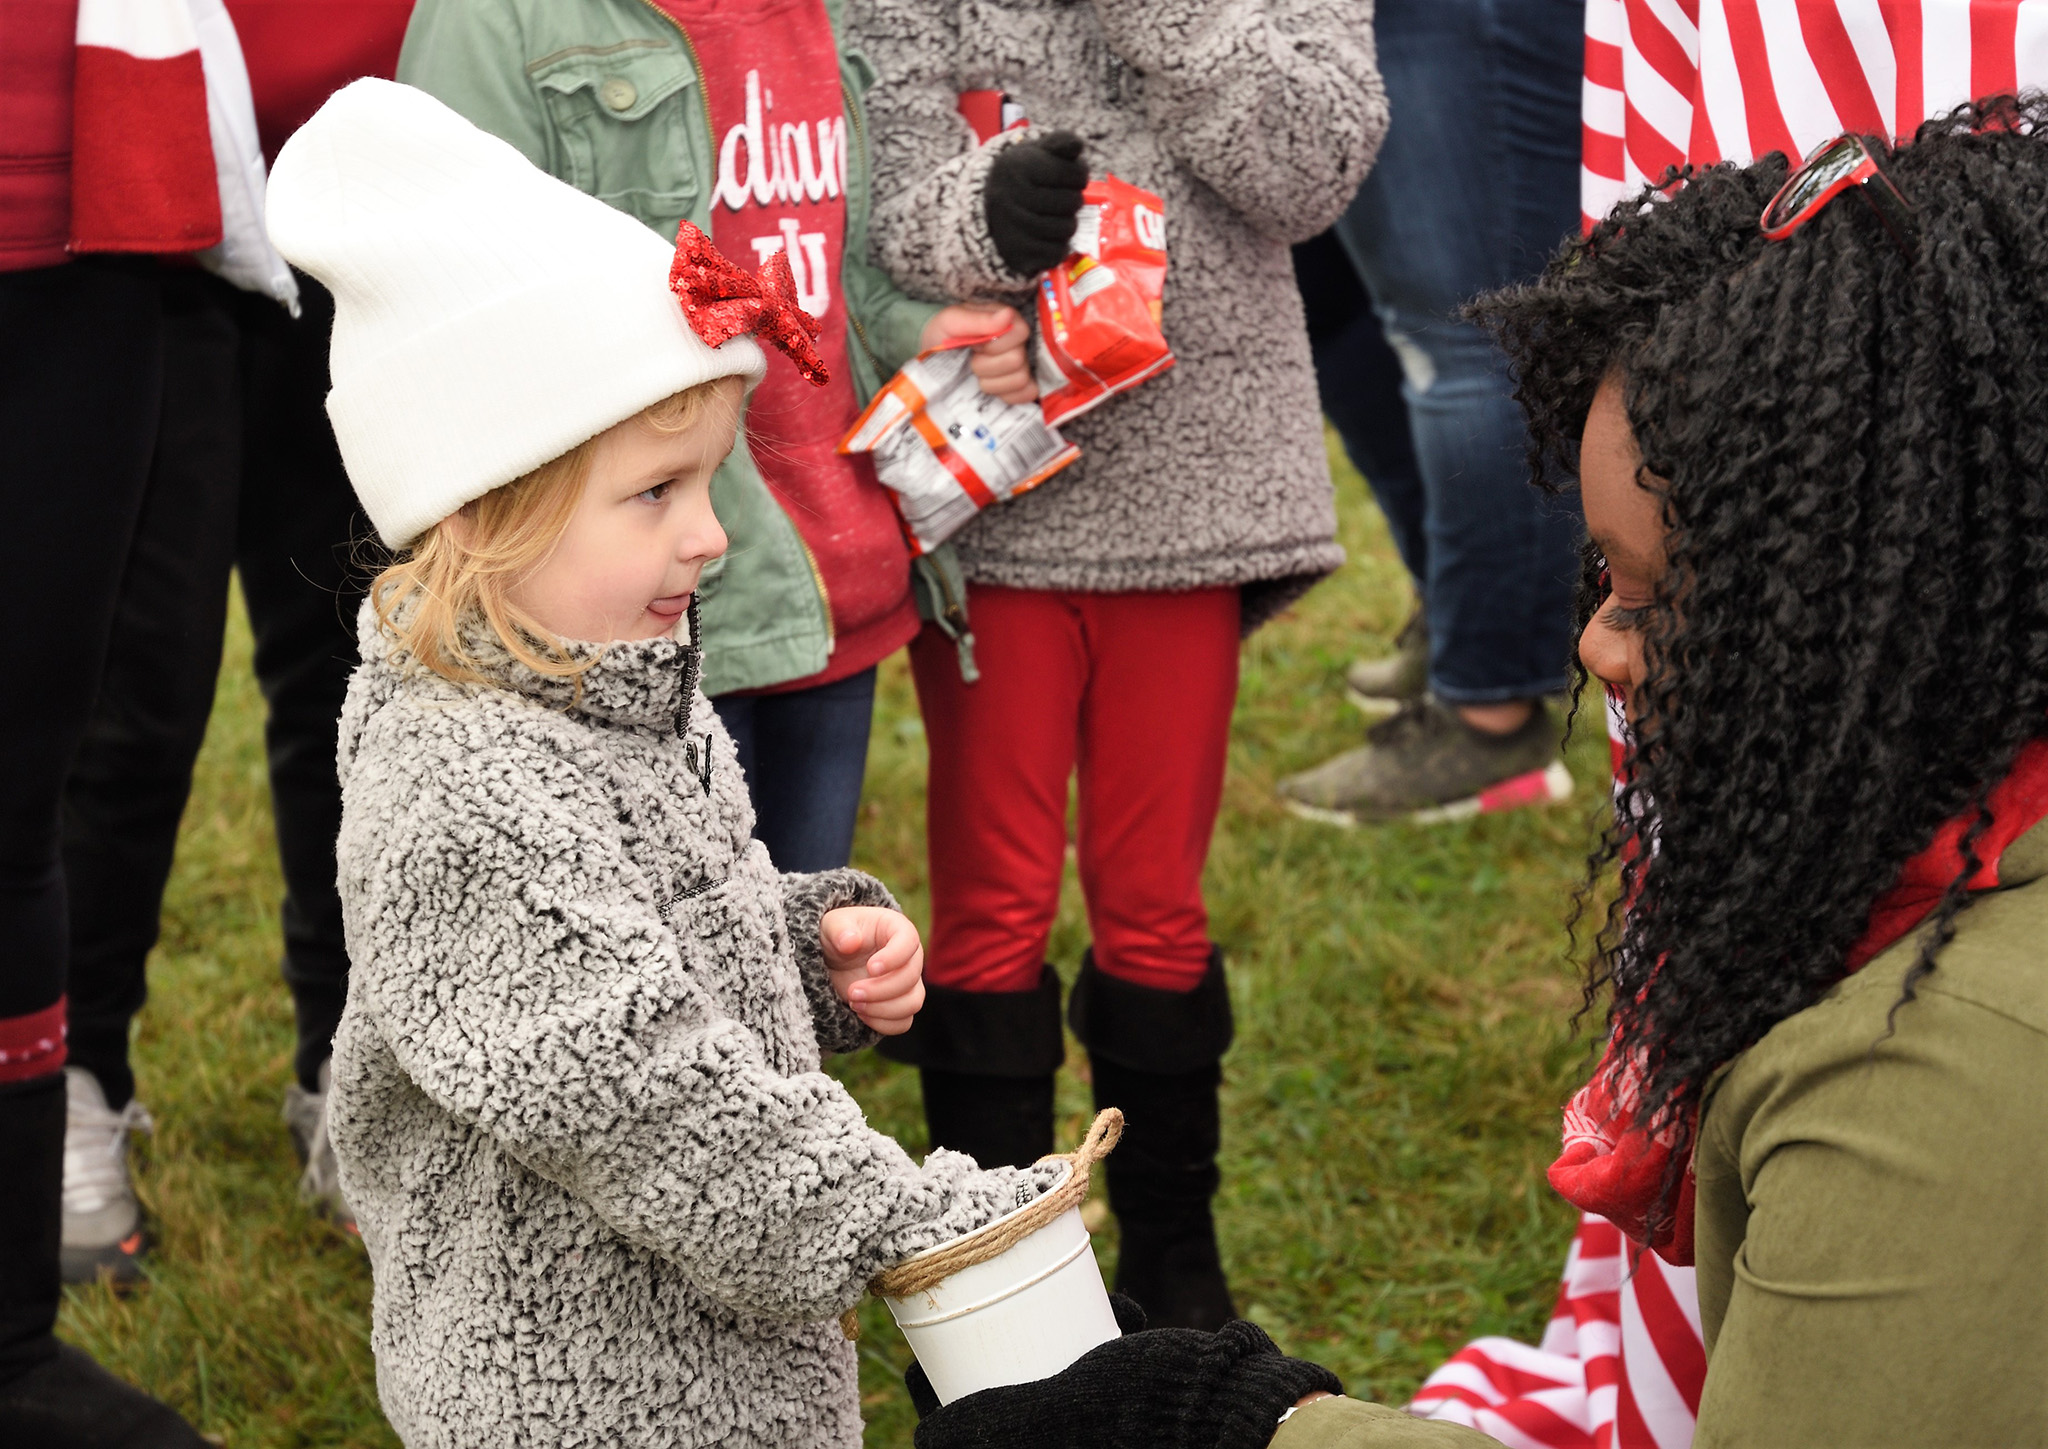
[1277,696,1571,824]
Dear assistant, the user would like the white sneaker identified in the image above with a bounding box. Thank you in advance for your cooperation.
[61,1067,151,1285]
[283,1059,356,1233]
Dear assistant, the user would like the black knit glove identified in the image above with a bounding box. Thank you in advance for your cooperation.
[907,1303,1341,1449]
[983,130,1089,277]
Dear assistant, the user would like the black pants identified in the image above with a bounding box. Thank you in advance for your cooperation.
[61,271,367,1107]
[0,260,163,1376]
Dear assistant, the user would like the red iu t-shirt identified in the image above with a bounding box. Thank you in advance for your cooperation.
[656,0,919,690]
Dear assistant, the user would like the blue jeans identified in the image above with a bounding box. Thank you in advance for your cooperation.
[1295,231,1428,584]
[1329,0,1585,703]
[711,666,878,872]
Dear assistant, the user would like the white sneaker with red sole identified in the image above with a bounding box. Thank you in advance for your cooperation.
[60,1066,151,1286]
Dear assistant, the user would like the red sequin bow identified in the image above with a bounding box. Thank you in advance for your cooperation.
[668,219,829,387]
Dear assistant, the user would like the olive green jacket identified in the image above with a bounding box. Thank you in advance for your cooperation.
[1687,817,2048,1447]
[1274,817,2048,1449]
[398,0,941,695]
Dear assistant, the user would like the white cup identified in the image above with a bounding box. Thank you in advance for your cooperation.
[882,1164,1121,1405]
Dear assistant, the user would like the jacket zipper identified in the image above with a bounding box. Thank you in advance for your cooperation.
[847,301,882,380]
[635,0,837,653]
[914,553,979,682]
[794,529,836,650]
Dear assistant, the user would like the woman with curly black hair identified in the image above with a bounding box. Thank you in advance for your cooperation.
[899,98,2048,1449]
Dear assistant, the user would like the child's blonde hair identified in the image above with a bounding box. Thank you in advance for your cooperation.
[371,384,725,688]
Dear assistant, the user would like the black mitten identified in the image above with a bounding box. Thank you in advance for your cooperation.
[907,1294,1148,1418]
[983,130,1089,277]
[911,1316,1341,1449]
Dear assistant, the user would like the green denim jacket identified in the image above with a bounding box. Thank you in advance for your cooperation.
[398,0,942,695]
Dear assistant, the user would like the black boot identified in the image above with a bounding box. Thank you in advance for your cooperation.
[878,964,1064,1170]
[1069,949,1238,1331]
[0,1076,206,1447]
[919,1070,1055,1169]
[0,1344,210,1448]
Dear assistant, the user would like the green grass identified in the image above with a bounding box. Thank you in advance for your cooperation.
[65,435,1607,1446]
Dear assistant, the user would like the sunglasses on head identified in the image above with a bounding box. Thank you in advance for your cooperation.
[1759,133,1918,257]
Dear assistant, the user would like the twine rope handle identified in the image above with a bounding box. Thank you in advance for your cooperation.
[840,1108,1124,1340]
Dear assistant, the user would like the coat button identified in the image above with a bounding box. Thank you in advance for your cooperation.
[599,76,637,112]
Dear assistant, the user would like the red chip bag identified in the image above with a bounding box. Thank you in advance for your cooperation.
[1033,176,1173,426]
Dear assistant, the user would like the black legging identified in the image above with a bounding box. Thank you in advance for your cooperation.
[60,273,367,1107]
[0,259,162,1377]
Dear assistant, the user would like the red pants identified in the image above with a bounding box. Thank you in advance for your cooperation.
[910,584,1241,996]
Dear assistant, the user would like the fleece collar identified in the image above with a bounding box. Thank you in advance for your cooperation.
[451,600,702,737]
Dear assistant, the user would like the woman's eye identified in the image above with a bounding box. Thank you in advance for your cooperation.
[636,482,671,503]
[1604,600,1654,633]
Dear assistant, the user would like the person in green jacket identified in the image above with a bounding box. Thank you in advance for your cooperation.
[901,99,2048,1449]
[397,0,1030,873]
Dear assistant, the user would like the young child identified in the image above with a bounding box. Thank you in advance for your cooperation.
[396,0,1038,877]
[266,80,1053,1448]
[848,0,1385,1329]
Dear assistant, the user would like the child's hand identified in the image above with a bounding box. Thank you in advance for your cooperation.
[921,304,1039,406]
[822,907,926,1036]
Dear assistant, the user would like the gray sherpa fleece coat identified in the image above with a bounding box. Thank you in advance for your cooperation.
[851,0,1386,628]
[330,603,1053,1448]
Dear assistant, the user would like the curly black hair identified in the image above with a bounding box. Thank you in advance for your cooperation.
[1471,96,2048,1229]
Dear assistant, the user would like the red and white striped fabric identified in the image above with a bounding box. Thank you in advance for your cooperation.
[71,0,296,303]
[1581,0,2048,230]
[1407,693,1703,1449]
[71,0,222,252]
[1409,1215,1704,1449]
[1604,686,1629,783]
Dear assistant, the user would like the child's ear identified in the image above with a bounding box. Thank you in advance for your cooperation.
[440,504,478,547]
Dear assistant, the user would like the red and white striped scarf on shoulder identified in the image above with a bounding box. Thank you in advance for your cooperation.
[1419,690,2048,1448]
[71,0,295,305]
[1551,733,2048,1267]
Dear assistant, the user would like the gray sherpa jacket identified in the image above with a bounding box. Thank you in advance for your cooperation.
[330,602,1053,1448]
[851,0,1386,628]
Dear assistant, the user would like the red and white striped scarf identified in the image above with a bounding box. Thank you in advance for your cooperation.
[72,0,295,304]
[1419,688,2048,1447]
[1411,698,1703,1449]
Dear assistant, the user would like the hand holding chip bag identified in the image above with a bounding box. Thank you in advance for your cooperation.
[840,336,1080,555]
[1032,176,1173,426]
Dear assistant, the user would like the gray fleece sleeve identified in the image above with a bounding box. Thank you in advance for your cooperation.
[781,867,893,1056]
[1089,0,1386,241]
[853,0,1040,303]
[353,745,1054,1323]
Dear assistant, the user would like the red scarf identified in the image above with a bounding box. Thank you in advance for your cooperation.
[1549,736,2048,1265]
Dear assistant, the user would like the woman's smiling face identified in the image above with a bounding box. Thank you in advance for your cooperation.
[1577,370,1669,722]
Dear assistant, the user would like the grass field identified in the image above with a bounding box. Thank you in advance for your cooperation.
[62,435,1607,1446]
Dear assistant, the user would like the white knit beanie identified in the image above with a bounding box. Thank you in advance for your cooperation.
[265,79,765,548]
